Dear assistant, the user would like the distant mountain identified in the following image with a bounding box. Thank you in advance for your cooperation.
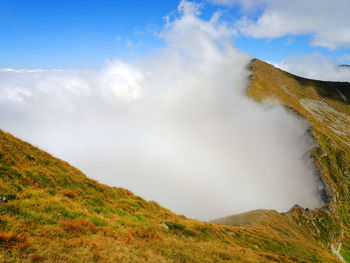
[338,64,350,68]
[1,58,350,262]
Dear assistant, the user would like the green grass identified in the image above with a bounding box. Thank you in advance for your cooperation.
[0,129,341,262]
[247,58,350,260]
[1,58,349,262]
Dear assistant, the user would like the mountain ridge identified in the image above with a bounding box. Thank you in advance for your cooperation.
[1,58,349,262]
[247,58,350,261]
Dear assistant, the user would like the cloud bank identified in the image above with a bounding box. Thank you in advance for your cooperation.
[273,52,350,82]
[0,1,321,220]
[210,0,350,49]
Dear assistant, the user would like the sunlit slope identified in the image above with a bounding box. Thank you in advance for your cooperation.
[247,58,350,260]
[0,129,341,262]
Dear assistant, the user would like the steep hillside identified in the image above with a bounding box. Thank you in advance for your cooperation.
[0,129,341,262]
[247,58,350,261]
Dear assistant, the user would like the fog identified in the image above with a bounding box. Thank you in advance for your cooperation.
[0,1,322,220]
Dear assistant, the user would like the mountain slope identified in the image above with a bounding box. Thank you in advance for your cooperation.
[0,128,341,262]
[1,58,349,262]
[211,209,278,226]
[247,58,350,261]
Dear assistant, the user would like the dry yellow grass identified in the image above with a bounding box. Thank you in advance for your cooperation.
[0,129,341,262]
[247,58,350,261]
[1,58,349,262]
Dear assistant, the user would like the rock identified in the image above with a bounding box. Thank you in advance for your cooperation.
[289,204,303,211]
[0,195,16,202]
[319,206,332,213]
[227,231,236,237]
[160,223,169,229]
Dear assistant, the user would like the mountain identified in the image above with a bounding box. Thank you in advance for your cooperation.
[247,58,350,262]
[338,65,350,69]
[1,58,349,262]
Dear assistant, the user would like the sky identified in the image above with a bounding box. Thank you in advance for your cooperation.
[1,0,350,69]
[1,0,350,220]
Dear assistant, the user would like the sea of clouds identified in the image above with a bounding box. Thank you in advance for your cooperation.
[0,1,323,220]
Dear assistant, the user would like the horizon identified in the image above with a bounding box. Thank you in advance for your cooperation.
[1,2,350,262]
[0,0,337,219]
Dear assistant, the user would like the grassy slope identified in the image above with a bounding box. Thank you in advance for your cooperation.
[0,129,341,262]
[211,210,278,226]
[247,58,350,260]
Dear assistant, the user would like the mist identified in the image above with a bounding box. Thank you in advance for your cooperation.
[0,1,321,220]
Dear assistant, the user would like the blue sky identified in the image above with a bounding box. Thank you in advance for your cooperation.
[1,0,350,68]
[0,0,349,218]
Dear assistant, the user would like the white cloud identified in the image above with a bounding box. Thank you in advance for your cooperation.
[210,0,350,49]
[273,52,350,82]
[0,0,322,220]
[100,60,143,101]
